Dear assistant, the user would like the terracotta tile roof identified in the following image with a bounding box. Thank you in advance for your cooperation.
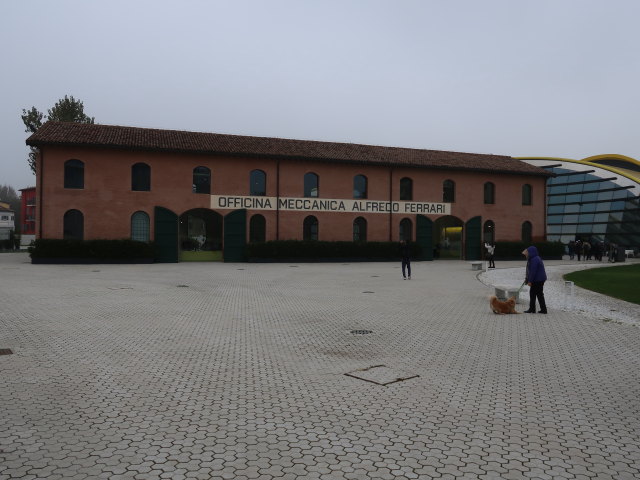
[27,122,551,176]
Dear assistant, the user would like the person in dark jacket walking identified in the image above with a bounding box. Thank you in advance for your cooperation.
[522,245,547,313]
[400,240,411,280]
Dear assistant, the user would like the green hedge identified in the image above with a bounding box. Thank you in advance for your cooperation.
[245,240,422,261]
[29,239,155,262]
[492,241,565,260]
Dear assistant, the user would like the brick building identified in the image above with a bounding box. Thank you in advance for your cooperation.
[19,187,36,248]
[26,122,551,262]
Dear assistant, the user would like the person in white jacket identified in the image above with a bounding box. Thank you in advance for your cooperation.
[484,242,495,268]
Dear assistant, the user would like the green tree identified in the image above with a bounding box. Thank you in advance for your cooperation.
[22,95,95,174]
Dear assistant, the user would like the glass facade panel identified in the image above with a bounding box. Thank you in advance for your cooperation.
[613,189,630,199]
[567,183,583,193]
[564,204,580,213]
[578,213,594,223]
[548,205,564,214]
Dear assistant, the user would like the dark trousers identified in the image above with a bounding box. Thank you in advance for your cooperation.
[529,281,547,313]
[402,258,411,278]
[488,255,495,268]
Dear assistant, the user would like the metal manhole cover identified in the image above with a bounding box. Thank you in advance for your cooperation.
[350,330,373,335]
[0,349,13,355]
[345,365,419,386]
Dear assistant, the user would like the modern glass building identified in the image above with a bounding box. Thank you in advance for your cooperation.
[520,155,640,250]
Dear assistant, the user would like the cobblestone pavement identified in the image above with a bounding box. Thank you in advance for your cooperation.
[1,253,639,479]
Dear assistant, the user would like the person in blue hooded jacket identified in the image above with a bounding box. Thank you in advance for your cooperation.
[522,246,547,314]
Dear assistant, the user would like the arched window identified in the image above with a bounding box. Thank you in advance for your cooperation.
[303,215,318,240]
[64,159,84,189]
[353,217,367,242]
[249,214,266,243]
[522,221,532,244]
[522,184,532,205]
[304,172,319,198]
[131,163,151,191]
[353,175,368,199]
[443,180,455,202]
[399,218,413,242]
[131,211,150,242]
[484,182,495,204]
[63,209,84,240]
[483,220,495,244]
[193,167,211,194]
[400,177,413,201]
[250,170,266,196]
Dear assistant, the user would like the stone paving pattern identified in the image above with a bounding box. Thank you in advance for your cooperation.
[1,253,639,479]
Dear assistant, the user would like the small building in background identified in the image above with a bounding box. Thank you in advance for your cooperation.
[0,202,15,243]
[19,187,36,248]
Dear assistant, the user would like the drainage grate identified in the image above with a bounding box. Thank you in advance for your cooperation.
[350,330,373,335]
[177,285,189,288]
[345,365,419,386]
[0,349,13,355]
[362,291,374,294]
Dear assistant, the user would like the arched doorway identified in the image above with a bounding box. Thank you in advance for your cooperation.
[434,215,464,259]
[179,208,223,261]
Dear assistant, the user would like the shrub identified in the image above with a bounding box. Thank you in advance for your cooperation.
[29,239,155,261]
[492,241,564,260]
[245,240,421,261]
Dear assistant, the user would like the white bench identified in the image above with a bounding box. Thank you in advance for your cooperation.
[625,249,635,258]
[495,285,525,304]
[470,261,483,271]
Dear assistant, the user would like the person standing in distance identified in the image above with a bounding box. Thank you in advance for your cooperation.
[400,240,411,280]
[484,242,496,268]
[522,246,547,314]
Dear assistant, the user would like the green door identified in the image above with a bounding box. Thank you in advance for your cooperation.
[154,206,179,263]
[223,209,247,262]
[416,215,434,261]
[465,216,482,260]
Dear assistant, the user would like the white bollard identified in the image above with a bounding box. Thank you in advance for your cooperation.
[564,281,575,310]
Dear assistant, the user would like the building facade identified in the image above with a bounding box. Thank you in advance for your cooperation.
[19,187,36,248]
[520,156,640,251]
[0,202,15,242]
[27,122,551,262]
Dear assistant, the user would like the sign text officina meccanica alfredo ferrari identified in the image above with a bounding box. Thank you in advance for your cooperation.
[211,195,451,215]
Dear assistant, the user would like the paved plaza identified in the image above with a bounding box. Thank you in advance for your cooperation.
[1,253,639,479]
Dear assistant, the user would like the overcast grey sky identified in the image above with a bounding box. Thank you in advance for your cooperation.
[2,0,639,190]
